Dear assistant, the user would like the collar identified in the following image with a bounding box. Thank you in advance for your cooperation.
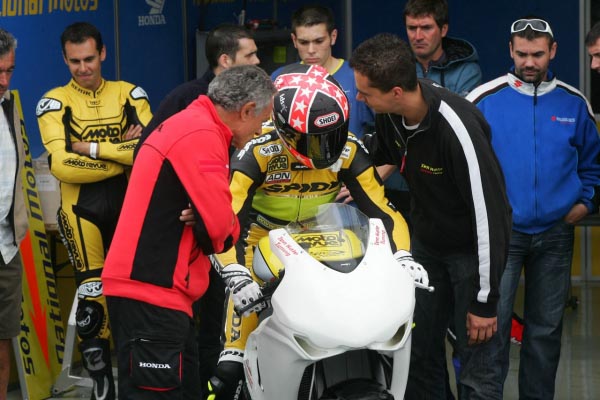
[427,51,447,68]
[507,69,556,96]
[68,78,106,97]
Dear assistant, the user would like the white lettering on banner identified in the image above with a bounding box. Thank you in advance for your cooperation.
[138,0,167,26]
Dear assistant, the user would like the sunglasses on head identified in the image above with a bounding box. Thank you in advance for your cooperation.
[511,19,553,37]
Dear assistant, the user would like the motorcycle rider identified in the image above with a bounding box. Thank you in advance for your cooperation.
[208,63,428,399]
[36,22,152,400]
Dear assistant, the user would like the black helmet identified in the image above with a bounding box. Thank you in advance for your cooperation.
[272,64,349,169]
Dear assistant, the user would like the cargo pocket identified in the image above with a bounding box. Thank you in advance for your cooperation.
[130,338,182,391]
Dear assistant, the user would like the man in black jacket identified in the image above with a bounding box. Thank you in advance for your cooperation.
[136,23,259,151]
[350,33,511,400]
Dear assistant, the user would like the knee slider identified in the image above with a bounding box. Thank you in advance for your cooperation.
[75,279,109,340]
[76,299,105,339]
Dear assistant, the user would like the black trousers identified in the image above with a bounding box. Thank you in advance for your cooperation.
[107,296,202,399]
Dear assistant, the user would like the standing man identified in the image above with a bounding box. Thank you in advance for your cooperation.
[271,4,374,138]
[380,0,485,228]
[350,33,512,399]
[102,65,276,400]
[404,0,481,97]
[468,18,600,399]
[36,22,153,400]
[585,21,600,72]
[0,28,26,400]
[134,22,259,387]
[136,23,259,150]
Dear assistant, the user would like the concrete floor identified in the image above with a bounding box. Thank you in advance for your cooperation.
[9,283,600,399]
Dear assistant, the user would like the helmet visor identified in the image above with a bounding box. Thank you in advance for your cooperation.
[278,120,349,169]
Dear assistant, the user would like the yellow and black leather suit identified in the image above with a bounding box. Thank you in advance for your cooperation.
[36,79,151,391]
[217,130,410,361]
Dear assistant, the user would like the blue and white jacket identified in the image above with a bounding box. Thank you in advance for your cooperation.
[467,71,600,234]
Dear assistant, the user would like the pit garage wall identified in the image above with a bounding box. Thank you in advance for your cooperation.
[0,0,583,158]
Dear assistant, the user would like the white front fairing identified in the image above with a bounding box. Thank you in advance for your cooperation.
[244,218,415,400]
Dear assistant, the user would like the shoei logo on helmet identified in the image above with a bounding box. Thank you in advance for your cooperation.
[315,112,340,128]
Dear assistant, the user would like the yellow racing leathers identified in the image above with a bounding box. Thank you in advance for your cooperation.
[216,130,410,364]
[36,78,152,397]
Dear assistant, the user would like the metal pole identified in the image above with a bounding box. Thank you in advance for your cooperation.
[344,0,353,60]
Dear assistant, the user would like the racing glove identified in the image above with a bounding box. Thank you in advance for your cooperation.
[221,264,265,317]
[394,250,429,287]
[206,360,245,400]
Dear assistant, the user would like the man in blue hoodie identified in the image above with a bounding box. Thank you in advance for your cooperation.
[404,0,482,98]
[468,17,600,399]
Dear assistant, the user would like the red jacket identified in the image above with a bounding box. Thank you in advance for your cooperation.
[102,96,239,316]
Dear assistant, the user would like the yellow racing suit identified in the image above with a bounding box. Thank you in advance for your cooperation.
[36,78,152,398]
[217,130,410,364]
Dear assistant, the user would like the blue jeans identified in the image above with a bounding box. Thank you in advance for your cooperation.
[493,221,574,399]
[405,238,503,400]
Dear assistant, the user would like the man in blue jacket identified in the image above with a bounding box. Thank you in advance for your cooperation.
[404,0,482,98]
[379,0,484,233]
[468,17,600,399]
[271,5,374,138]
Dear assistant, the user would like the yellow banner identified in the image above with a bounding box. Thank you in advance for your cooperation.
[12,90,65,399]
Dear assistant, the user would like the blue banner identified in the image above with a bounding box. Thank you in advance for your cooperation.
[0,1,115,158]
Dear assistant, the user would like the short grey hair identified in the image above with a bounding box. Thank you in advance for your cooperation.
[0,28,17,57]
[208,65,276,116]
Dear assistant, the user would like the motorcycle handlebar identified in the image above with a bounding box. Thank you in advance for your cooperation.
[235,273,282,316]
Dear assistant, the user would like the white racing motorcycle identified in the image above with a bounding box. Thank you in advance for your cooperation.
[239,203,432,400]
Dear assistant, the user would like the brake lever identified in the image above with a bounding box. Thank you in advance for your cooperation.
[415,281,435,292]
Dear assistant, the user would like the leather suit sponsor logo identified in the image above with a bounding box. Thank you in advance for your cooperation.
[267,156,288,172]
[231,312,242,342]
[86,99,102,107]
[265,172,291,184]
[117,142,137,152]
[82,124,122,141]
[263,181,340,193]
[58,209,85,271]
[36,97,62,116]
[237,133,273,160]
[256,215,282,230]
[63,158,109,171]
[291,162,309,170]
[131,86,149,100]
[77,281,103,298]
[259,144,283,157]
[341,145,351,159]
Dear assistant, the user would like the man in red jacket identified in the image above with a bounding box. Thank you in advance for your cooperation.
[101,65,275,400]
